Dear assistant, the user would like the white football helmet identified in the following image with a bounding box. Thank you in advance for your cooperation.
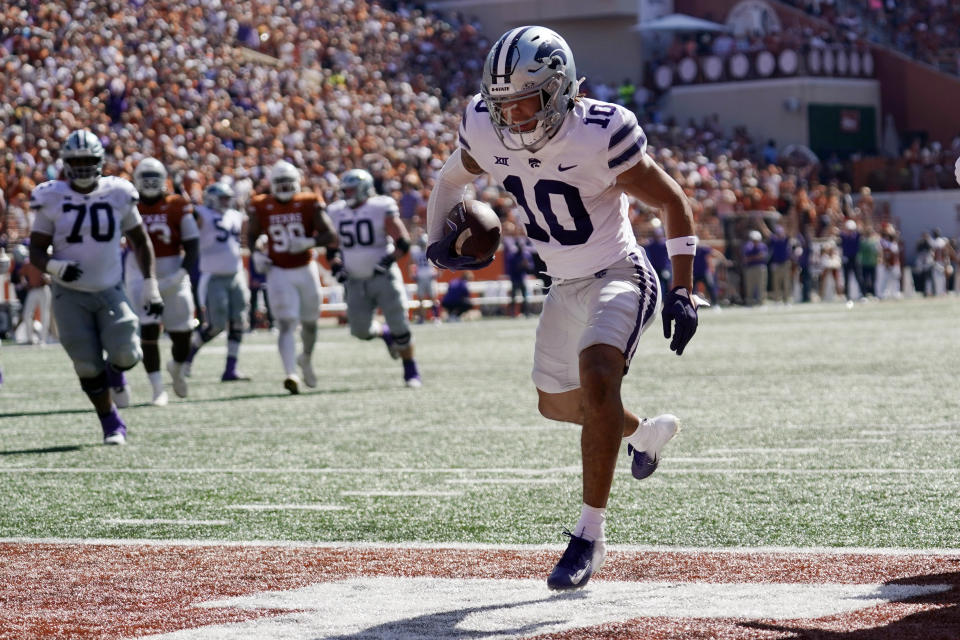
[270,160,300,202]
[481,26,579,152]
[61,129,105,189]
[134,157,167,199]
[339,169,375,208]
[203,182,234,212]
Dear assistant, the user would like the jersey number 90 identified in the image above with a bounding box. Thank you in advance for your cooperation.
[268,221,307,252]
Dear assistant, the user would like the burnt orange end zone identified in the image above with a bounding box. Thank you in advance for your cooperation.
[1,542,959,639]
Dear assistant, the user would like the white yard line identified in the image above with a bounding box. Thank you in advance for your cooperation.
[102,518,231,526]
[226,504,348,511]
[340,490,464,497]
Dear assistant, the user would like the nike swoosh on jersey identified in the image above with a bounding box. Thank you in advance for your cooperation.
[558,164,577,172]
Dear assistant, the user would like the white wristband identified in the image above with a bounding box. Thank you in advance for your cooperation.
[666,235,698,257]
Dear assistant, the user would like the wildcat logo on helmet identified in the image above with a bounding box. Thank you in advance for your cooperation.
[534,40,568,68]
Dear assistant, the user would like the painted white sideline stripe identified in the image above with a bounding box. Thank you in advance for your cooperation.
[446,478,562,485]
[139,578,951,640]
[102,519,230,526]
[6,537,960,557]
[705,448,818,455]
[226,504,347,512]
[340,490,464,497]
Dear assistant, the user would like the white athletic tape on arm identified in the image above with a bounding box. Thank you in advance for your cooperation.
[666,235,698,257]
[426,148,476,245]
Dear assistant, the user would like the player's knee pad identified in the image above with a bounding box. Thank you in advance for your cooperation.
[198,324,221,343]
[352,327,375,340]
[227,323,244,343]
[74,359,104,380]
[110,346,141,372]
[300,321,317,340]
[392,331,412,347]
[278,318,298,335]
[79,371,109,397]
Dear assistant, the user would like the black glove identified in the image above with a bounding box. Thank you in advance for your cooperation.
[142,278,165,319]
[330,260,348,283]
[661,286,698,356]
[373,253,396,275]
[62,263,83,282]
[47,259,83,282]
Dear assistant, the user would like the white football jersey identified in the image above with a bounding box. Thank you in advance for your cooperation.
[409,245,437,284]
[459,95,647,279]
[327,195,399,279]
[196,205,244,275]
[29,177,142,292]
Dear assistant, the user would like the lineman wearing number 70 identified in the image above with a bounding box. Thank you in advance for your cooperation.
[28,129,164,445]
[426,27,703,590]
[248,161,338,395]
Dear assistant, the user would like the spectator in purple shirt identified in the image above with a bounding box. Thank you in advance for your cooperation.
[693,243,723,306]
[742,230,769,306]
[767,225,793,304]
[840,219,863,300]
[644,227,671,297]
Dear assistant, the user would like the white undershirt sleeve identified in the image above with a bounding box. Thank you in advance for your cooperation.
[426,148,479,244]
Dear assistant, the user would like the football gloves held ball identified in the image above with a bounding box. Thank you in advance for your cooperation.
[426,219,494,271]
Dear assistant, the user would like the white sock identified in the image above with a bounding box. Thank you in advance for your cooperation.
[624,416,652,450]
[148,370,163,392]
[573,503,606,542]
[277,321,297,375]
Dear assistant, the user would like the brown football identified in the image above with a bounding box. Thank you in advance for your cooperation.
[448,199,501,262]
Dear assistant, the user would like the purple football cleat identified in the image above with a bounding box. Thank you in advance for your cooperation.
[402,359,422,388]
[546,530,606,591]
[100,409,127,445]
[627,414,679,480]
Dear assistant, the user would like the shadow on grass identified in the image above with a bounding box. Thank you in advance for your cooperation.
[0,444,91,456]
[0,386,378,419]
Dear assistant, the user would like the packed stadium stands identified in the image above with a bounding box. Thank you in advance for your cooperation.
[1,0,959,322]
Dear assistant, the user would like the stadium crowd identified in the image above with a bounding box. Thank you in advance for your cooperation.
[784,0,960,78]
[1,0,958,323]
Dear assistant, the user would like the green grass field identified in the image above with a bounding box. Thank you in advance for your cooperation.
[2,297,959,550]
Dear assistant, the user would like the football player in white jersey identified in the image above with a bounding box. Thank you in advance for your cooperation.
[426,27,702,590]
[408,233,441,324]
[186,182,251,381]
[28,129,164,445]
[327,169,422,387]
[127,158,200,405]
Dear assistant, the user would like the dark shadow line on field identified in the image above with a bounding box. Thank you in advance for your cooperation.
[166,387,387,407]
[0,407,93,418]
[0,444,90,456]
[739,570,960,639]
[321,593,582,639]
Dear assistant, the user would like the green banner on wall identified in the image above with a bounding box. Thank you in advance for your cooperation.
[808,104,877,159]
